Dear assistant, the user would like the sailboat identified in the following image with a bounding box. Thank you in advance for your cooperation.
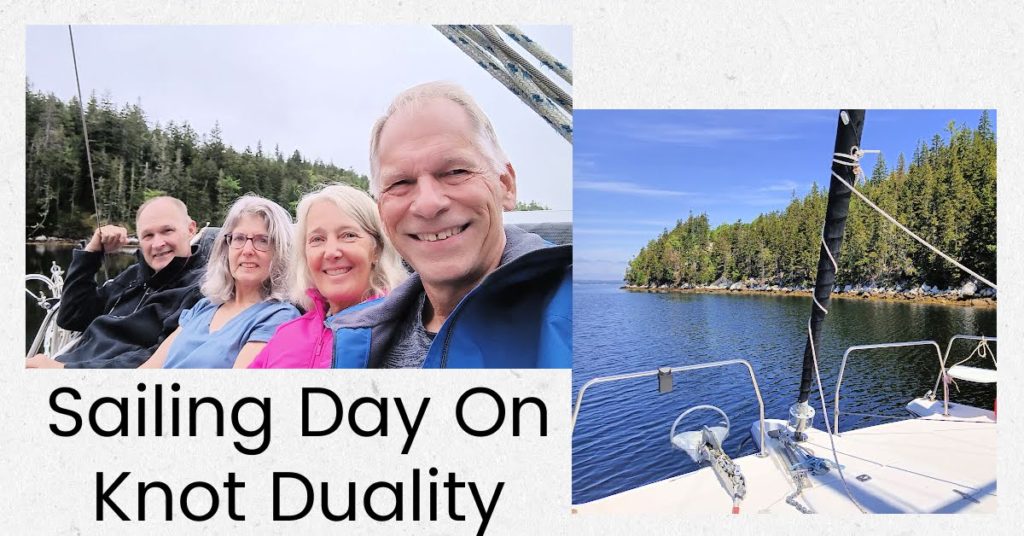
[571,110,996,514]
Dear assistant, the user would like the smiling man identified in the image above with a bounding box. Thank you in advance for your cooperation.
[330,81,572,368]
[26,196,206,368]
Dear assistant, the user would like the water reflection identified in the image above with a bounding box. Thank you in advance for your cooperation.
[571,281,996,504]
[25,244,137,354]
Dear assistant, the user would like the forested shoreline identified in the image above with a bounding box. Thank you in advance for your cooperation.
[26,84,372,239]
[625,113,996,298]
[26,85,548,240]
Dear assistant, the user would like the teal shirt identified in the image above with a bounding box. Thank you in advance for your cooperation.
[163,298,299,368]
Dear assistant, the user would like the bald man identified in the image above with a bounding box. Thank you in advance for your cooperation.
[26,197,206,368]
[329,81,572,368]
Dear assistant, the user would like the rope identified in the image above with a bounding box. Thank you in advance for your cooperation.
[831,148,996,291]
[447,25,572,132]
[807,317,867,513]
[806,147,867,510]
[978,338,993,364]
[943,337,997,396]
[497,25,573,85]
[943,368,960,394]
[475,25,572,109]
[793,139,998,515]
[948,337,996,370]
[812,294,829,315]
[435,25,572,143]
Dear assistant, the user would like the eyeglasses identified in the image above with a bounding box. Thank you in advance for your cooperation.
[226,233,272,251]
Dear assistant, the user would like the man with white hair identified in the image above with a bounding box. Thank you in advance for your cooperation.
[330,81,571,368]
[26,196,206,368]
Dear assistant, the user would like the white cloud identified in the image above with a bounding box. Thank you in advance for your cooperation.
[576,180,691,196]
[575,228,665,236]
[619,123,801,146]
[574,217,673,227]
[755,180,800,192]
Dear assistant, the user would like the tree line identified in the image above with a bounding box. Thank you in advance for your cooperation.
[26,84,549,239]
[26,83,373,238]
[625,112,996,290]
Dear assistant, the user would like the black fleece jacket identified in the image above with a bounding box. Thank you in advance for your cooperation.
[54,245,205,368]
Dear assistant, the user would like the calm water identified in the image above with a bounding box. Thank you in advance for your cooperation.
[25,244,136,354]
[571,281,997,505]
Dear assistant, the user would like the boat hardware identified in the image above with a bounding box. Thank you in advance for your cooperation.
[572,109,996,514]
[657,366,672,393]
[670,405,745,511]
[572,359,768,458]
[834,340,946,433]
[788,400,815,441]
[953,489,981,504]
[931,335,998,396]
[795,109,865,410]
[25,262,74,358]
[25,226,217,360]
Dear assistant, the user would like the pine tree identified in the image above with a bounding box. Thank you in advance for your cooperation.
[24,85,371,238]
[623,113,996,290]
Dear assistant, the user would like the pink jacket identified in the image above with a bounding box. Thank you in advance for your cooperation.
[249,289,382,369]
[248,289,334,369]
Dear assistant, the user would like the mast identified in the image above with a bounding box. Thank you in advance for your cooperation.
[795,110,865,406]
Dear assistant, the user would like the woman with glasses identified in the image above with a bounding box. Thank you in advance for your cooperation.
[139,195,299,368]
[248,183,407,368]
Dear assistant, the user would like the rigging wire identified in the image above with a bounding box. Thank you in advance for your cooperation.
[69,25,109,281]
[68,26,102,232]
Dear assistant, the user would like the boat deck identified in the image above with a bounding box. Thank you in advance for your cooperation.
[572,400,996,514]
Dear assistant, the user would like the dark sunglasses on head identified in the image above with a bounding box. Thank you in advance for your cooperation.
[226,233,271,251]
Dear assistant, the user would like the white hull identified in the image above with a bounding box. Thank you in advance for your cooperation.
[573,399,995,515]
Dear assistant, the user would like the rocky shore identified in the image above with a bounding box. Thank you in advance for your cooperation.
[29,235,143,245]
[27,236,79,245]
[623,278,996,308]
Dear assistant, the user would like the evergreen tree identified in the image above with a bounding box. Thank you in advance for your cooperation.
[24,86,372,238]
[623,115,996,290]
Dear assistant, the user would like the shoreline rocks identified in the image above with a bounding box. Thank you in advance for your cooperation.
[27,236,140,246]
[622,280,996,308]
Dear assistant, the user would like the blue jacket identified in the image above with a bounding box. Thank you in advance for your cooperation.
[329,225,571,368]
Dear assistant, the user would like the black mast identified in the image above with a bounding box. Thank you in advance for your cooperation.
[796,110,865,404]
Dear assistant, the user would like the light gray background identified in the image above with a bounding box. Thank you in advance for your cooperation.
[3,0,1023,534]
[2,372,569,534]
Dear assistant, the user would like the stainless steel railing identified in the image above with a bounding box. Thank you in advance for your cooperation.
[571,359,768,458]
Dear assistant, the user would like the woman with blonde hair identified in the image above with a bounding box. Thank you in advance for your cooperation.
[140,195,299,368]
[249,183,407,368]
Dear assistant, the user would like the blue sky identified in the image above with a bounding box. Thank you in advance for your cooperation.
[575,109,996,281]
[25,25,571,210]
